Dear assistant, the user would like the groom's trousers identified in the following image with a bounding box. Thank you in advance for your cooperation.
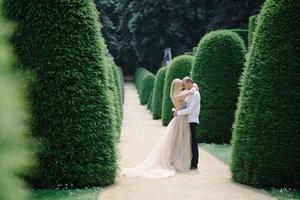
[189,123,199,168]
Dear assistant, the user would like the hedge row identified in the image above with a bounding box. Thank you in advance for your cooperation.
[152,67,167,119]
[191,30,246,143]
[134,68,155,105]
[0,2,33,199]
[5,0,119,188]
[231,0,300,188]
[248,15,258,48]
[147,90,154,112]
[162,55,194,126]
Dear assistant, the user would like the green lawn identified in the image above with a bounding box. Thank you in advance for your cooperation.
[199,143,300,200]
[33,188,100,200]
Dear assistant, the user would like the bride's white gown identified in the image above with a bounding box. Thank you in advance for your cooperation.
[122,89,194,178]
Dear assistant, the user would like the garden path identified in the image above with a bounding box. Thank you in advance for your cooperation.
[98,83,274,200]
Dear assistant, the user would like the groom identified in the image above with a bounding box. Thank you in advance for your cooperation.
[175,77,201,169]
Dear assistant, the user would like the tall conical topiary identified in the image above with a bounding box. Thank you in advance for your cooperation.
[152,67,167,119]
[5,0,117,187]
[231,0,300,187]
[0,1,33,198]
[191,30,246,143]
[162,55,194,126]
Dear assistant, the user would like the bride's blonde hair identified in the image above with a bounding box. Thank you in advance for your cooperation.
[170,79,183,98]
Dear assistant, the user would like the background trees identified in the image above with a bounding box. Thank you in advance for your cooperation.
[95,0,263,75]
[231,0,300,187]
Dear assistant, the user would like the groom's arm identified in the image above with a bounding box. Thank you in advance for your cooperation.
[176,94,199,116]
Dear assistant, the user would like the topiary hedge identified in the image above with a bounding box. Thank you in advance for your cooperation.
[0,3,33,199]
[118,67,125,104]
[139,71,155,105]
[162,55,194,125]
[248,15,258,48]
[5,0,117,188]
[231,0,300,188]
[147,90,153,112]
[191,30,246,143]
[152,67,167,119]
[230,29,248,48]
[104,50,122,140]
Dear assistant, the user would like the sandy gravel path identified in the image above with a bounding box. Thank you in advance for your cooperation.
[98,83,273,200]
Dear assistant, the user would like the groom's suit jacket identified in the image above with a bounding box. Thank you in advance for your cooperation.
[177,91,201,124]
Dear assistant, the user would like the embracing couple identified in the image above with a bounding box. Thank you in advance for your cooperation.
[123,77,201,178]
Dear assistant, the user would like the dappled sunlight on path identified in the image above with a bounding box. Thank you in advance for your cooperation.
[98,83,274,200]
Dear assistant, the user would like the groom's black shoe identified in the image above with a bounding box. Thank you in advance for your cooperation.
[190,166,198,170]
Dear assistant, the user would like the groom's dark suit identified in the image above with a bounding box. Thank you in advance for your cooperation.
[176,91,201,168]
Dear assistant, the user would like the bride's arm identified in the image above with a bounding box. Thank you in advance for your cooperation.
[174,87,197,100]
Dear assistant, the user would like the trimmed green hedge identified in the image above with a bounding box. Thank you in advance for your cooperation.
[147,90,153,111]
[0,4,33,199]
[5,0,117,188]
[152,67,167,119]
[134,68,155,105]
[162,55,194,125]
[191,30,246,143]
[134,68,148,91]
[231,0,300,188]
[230,29,248,48]
[248,15,258,48]
[118,67,125,104]
[104,50,122,140]
[139,72,155,105]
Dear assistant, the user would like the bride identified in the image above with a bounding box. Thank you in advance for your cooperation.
[122,79,198,178]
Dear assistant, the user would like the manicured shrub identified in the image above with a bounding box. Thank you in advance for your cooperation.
[134,68,150,92]
[230,29,248,48]
[248,15,258,48]
[118,67,125,104]
[139,71,155,105]
[104,51,122,139]
[147,90,153,111]
[0,3,33,199]
[231,0,300,188]
[191,30,246,143]
[152,67,167,119]
[162,55,194,125]
[5,0,117,187]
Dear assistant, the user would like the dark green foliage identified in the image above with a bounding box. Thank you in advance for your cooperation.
[231,0,300,188]
[94,0,119,60]
[230,29,248,48]
[202,0,264,31]
[93,0,264,75]
[5,0,117,187]
[118,67,125,104]
[139,73,155,105]
[147,90,153,111]
[124,0,204,73]
[152,67,167,119]
[0,3,32,199]
[134,68,155,105]
[105,51,122,139]
[162,55,194,125]
[134,68,150,92]
[248,15,258,48]
[191,30,246,143]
